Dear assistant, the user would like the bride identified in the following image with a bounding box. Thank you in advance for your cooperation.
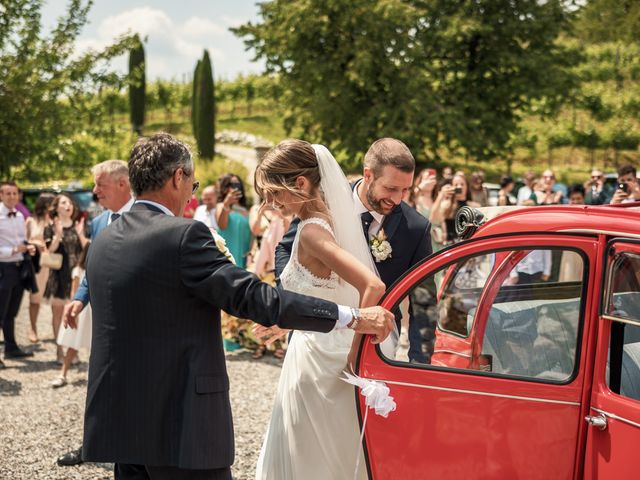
[254,139,385,479]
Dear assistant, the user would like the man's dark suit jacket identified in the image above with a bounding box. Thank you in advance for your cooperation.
[83,203,340,470]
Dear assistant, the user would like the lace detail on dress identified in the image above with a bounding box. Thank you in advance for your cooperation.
[280,217,340,293]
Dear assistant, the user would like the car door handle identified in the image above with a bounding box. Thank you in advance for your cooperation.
[585,414,608,430]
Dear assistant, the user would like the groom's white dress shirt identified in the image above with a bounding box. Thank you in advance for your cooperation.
[193,205,219,230]
[0,202,26,262]
[353,181,385,238]
[135,199,355,329]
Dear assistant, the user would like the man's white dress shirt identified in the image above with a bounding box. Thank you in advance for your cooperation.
[0,202,26,262]
[193,204,219,230]
[352,181,385,238]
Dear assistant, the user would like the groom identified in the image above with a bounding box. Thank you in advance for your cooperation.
[276,138,433,362]
[80,133,394,480]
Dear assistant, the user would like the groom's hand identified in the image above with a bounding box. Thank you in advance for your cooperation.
[352,306,395,344]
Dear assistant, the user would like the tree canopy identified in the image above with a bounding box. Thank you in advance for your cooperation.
[0,0,134,181]
[234,0,579,166]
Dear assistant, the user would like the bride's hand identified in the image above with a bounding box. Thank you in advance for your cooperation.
[253,324,290,346]
[347,348,357,373]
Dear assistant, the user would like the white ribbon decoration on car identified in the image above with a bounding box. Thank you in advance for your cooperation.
[342,371,397,479]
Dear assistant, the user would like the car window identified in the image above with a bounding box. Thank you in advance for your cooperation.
[386,248,585,383]
[605,250,640,401]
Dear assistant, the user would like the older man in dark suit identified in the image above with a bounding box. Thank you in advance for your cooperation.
[78,133,393,480]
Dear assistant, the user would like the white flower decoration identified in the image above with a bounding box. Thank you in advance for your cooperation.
[210,229,236,264]
[370,228,392,262]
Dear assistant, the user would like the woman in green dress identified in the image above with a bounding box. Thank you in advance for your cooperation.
[215,174,252,269]
[215,174,255,352]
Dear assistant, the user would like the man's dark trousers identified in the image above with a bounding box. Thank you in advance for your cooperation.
[0,262,25,353]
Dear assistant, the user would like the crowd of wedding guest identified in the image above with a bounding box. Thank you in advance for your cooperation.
[405,163,639,251]
[0,181,92,387]
[1,162,639,378]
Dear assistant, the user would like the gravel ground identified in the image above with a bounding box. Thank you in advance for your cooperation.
[0,297,282,479]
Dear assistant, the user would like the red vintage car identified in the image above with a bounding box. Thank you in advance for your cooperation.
[355,203,640,479]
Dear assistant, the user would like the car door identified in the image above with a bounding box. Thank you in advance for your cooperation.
[356,234,599,480]
[583,240,640,479]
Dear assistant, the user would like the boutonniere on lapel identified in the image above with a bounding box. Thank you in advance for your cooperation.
[211,229,236,264]
[370,228,392,263]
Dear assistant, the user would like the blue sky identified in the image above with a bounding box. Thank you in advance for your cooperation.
[41,0,266,80]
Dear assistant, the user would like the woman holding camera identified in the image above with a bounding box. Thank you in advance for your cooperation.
[430,173,479,249]
[43,193,88,363]
[215,174,252,269]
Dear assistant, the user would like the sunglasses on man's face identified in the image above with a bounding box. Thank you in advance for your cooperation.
[192,181,200,194]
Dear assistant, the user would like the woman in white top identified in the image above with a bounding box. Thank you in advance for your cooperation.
[24,192,54,343]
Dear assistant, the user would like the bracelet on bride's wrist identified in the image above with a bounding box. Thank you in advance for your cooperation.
[347,307,361,330]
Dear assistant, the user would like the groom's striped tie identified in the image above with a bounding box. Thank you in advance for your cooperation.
[360,211,374,241]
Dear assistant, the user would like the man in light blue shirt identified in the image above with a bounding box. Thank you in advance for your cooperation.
[57,160,132,468]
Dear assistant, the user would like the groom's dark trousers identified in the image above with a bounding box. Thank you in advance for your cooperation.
[84,203,342,476]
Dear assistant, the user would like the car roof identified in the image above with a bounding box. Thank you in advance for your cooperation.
[474,203,640,239]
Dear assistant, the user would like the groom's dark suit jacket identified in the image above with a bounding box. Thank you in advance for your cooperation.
[83,203,340,470]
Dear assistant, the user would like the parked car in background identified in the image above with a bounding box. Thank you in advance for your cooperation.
[356,203,640,479]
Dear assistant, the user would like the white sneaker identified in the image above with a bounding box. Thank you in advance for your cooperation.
[51,376,67,388]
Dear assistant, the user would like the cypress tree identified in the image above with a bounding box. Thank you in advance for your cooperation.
[196,50,215,159]
[128,35,146,135]
[191,59,201,142]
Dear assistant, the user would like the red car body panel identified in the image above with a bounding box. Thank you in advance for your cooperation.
[357,204,640,479]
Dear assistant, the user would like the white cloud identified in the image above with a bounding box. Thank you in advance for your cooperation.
[181,17,226,37]
[221,15,245,28]
[98,7,173,39]
[75,7,234,79]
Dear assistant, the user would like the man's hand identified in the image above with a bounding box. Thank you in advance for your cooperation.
[253,324,289,346]
[352,306,395,344]
[14,244,32,254]
[63,300,85,329]
[611,188,629,205]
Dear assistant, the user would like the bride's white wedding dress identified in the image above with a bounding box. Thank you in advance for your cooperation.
[255,217,367,480]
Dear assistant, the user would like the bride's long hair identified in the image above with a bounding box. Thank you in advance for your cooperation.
[254,139,328,218]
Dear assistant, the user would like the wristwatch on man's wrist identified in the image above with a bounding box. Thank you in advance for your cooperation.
[347,307,361,330]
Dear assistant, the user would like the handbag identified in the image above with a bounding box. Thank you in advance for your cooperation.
[40,251,63,270]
